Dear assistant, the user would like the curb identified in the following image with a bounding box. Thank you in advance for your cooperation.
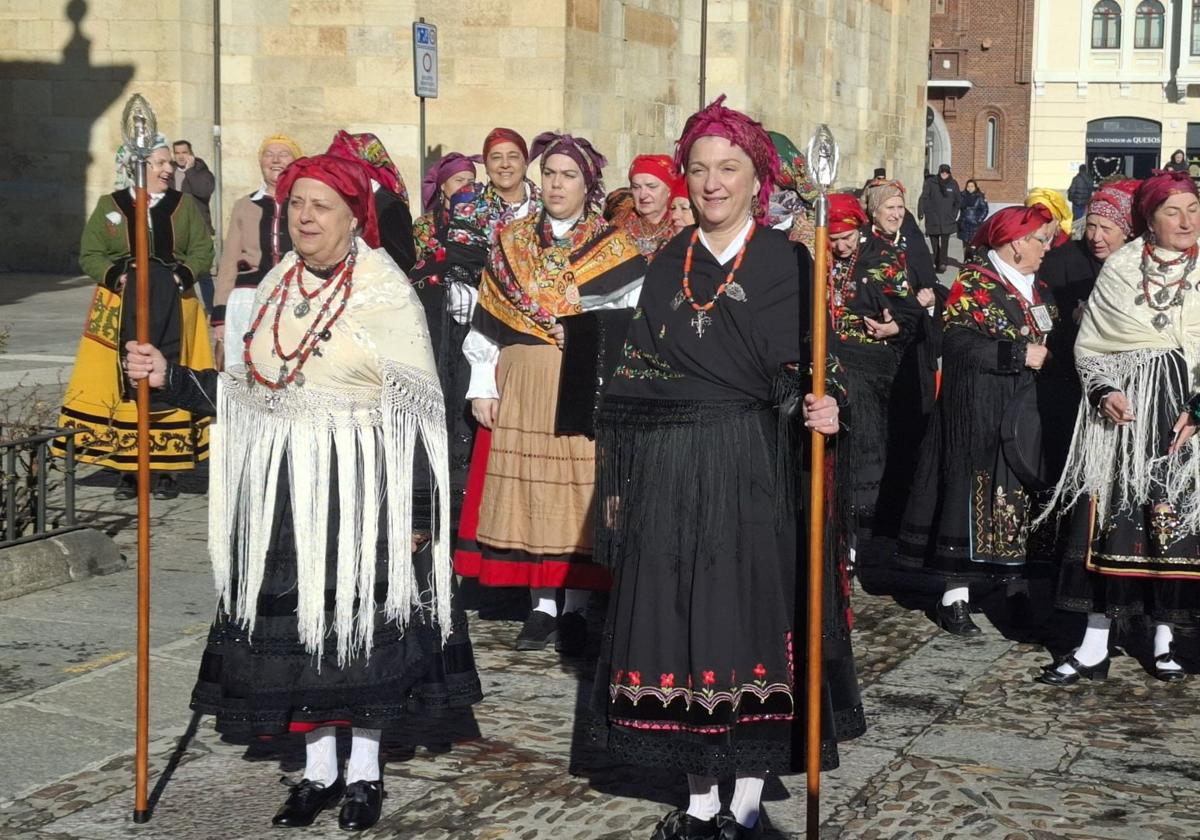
[0,528,127,600]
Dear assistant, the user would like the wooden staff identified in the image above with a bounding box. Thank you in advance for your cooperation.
[804,126,838,839]
[122,93,156,825]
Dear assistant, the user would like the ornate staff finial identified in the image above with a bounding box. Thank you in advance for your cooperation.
[806,124,839,225]
[120,93,158,190]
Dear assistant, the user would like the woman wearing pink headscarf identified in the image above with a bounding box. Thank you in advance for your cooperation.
[1039,170,1200,686]
[589,96,863,840]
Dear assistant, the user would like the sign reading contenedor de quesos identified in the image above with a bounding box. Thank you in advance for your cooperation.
[413,21,438,99]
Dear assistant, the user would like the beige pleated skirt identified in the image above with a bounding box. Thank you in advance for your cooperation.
[476,343,596,560]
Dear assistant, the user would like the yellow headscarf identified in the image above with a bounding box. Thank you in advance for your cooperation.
[258,133,302,160]
[1025,187,1072,237]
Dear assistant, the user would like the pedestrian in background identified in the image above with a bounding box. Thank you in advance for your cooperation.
[918,163,959,273]
[957,178,988,263]
[173,139,217,311]
[1165,149,1189,173]
[1068,164,1094,228]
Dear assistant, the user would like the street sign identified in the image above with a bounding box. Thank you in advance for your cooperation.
[413,20,438,99]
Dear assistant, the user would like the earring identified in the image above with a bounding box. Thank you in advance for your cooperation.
[1013,251,1022,265]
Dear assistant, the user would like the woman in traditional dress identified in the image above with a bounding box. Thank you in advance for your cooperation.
[413,152,480,264]
[326,130,416,272]
[668,177,695,235]
[53,133,214,500]
[1037,170,1200,685]
[479,127,541,232]
[458,132,646,655]
[212,133,301,369]
[898,205,1061,636]
[826,191,924,549]
[590,96,864,840]
[611,153,677,260]
[123,154,481,830]
[1026,186,1073,248]
[766,131,818,250]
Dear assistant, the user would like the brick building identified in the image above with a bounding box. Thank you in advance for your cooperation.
[926,0,1035,204]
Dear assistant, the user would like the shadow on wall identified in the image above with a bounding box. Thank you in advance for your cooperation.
[0,0,133,273]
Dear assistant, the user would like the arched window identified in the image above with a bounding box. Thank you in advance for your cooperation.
[985,117,998,170]
[1134,0,1165,49]
[1091,0,1122,49]
[1191,2,1200,56]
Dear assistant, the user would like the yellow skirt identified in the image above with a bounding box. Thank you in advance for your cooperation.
[52,285,212,471]
[476,344,596,557]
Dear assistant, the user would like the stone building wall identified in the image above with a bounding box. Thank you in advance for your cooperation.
[1,0,929,273]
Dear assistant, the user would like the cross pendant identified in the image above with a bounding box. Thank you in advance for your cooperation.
[691,310,713,338]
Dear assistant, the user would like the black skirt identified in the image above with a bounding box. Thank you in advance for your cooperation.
[190,462,483,738]
[589,398,865,777]
[837,342,900,540]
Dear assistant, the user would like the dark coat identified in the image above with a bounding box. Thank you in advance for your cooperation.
[179,158,216,233]
[375,188,416,273]
[918,175,960,236]
[957,190,989,243]
[1067,172,1093,206]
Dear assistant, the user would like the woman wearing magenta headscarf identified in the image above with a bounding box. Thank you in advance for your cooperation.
[325,129,416,272]
[121,153,481,831]
[589,96,863,840]
[898,205,1062,637]
[1038,170,1200,685]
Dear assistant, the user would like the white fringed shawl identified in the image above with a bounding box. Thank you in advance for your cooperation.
[207,241,452,666]
[1040,236,1200,528]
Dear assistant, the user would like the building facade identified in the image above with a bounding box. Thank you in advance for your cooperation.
[925,0,1036,205]
[1028,0,1200,191]
[1,0,930,273]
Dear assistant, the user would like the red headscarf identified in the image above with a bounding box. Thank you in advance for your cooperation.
[421,152,481,210]
[483,127,529,160]
[828,193,868,235]
[669,177,690,204]
[971,204,1053,250]
[1133,169,1200,236]
[325,130,407,205]
[276,155,380,249]
[1086,179,1140,240]
[674,95,780,220]
[628,154,677,190]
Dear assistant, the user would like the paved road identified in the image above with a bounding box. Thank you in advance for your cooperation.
[3,269,1200,839]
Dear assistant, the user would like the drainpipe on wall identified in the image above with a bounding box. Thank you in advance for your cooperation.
[699,0,708,109]
[211,0,224,259]
[1167,0,1182,103]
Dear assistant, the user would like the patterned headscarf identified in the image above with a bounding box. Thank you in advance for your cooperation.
[483,127,529,160]
[628,154,677,189]
[1133,169,1200,237]
[528,131,609,207]
[421,152,482,210]
[767,131,819,204]
[114,133,169,190]
[326,130,409,206]
[972,204,1053,250]
[276,155,380,249]
[828,193,869,235]
[863,179,906,218]
[258,133,302,160]
[1086,179,1140,240]
[1025,187,1072,238]
[674,95,779,219]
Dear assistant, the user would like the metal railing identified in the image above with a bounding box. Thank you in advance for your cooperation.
[1,425,82,548]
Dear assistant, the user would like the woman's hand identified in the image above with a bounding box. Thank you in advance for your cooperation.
[916,287,936,308]
[212,323,225,343]
[1024,343,1050,370]
[1169,410,1197,454]
[122,341,167,388]
[802,394,839,436]
[1101,391,1134,425]
[472,398,499,430]
[548,323,565,350]
[864,309,900,340]
[411,531,431,553]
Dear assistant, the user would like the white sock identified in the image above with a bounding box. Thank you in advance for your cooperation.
[563,588,590,615]
[730,773,766,828]
[941,586,970,607]
[531,587,557,617]
[303,726,339,786]
[1057,613,1110,674]
[685,774,720,821]
[345,727,382,783]
[1155,623,1182,670]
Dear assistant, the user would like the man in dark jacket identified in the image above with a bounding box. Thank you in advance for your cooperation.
[917,163,959,272]
[1067,164,1093,222]
[173,140,217,311]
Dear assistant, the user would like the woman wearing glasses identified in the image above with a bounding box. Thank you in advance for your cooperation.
[898,205,1063,636]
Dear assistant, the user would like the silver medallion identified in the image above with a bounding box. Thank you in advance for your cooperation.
[277,365,288,386]
[1134,294,1146,305]
[691,310,713,338]
[1154,287,1172,305]
[294,299,310,318]
[1152,312,1171,331]
[293,370,305,387]
[725,281,747,302]
[670,290,686,311]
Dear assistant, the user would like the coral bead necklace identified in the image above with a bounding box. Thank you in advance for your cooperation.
[671,225,755,337]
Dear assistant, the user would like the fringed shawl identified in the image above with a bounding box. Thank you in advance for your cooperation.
[209,241,453,666]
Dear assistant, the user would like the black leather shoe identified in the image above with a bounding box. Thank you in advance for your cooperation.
[716,812,764,839]
[556,611,588,656]
[1035,651,1110,686]
[514,610,558,651]
[113,475,136,500]
[153,473,179,500]
[338,780,384,831]
[935,600,982,637]
[650,809,719,840]
[1154,644,1187,682]
[271,777,345,828]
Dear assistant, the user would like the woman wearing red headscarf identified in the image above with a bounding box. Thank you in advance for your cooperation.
[611,153,679,259]
[898,205,1062,636]
[589,97,863,840]
[120,153,481,831]
[668,176,695,235]
[1037,170,1200,685]
[325,130,416,272]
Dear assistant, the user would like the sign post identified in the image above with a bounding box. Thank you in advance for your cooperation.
[413,18,438,212]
